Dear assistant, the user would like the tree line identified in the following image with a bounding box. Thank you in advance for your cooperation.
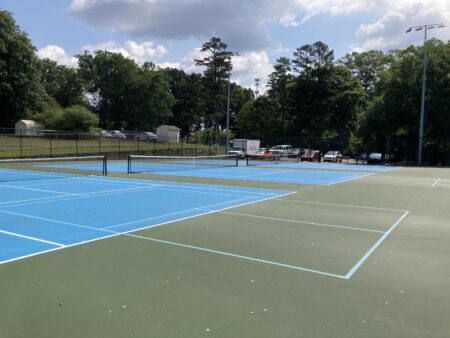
[1,10,448,164]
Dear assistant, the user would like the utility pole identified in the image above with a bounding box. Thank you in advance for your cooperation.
[405,23,445,164]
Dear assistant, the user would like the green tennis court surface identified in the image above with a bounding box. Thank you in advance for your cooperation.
[0,163,449,338]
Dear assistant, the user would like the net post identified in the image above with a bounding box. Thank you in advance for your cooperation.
[235,155,239,167]
[245,155,249,166]
[127,155,131,174]
[103,155,108,175]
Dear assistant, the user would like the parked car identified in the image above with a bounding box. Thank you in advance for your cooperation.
[300,149,321,162]
[100,130,112,138]
[269,146,282,157]
[135,132,157,141]
[250,148,268,159]
[367,152,383,164]
[110,130,126,139]
[323,151,343,163]
[228,146,245,158]
[286,148,303,158]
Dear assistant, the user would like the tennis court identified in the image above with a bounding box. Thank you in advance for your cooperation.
[47,155,374,185]
[0,175,292,264]
[0,156,449,338]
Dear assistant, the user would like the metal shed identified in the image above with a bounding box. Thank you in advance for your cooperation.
[15,120,43,136]
[156,125,181,143]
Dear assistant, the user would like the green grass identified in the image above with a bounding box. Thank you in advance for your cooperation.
[0,135,222,158]
[0,166,449,337]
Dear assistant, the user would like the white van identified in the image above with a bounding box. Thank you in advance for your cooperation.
[270,145,292,156]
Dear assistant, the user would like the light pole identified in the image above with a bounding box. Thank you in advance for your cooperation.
[225,59,231,154]
[405,23,445,164]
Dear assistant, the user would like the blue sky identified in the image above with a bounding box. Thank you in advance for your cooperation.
[1,0,448,89]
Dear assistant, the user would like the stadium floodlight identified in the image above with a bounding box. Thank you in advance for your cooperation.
[405,23,446,164]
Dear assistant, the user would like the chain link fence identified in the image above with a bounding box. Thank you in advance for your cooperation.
[0,128,227,159]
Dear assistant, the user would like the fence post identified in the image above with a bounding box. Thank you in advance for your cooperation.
[76,133,79,156]
[118,137,121,157]
[98,132,101,155]
[19,129,23,158]
[49,133,53,158]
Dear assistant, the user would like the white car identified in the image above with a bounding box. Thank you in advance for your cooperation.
[100,130,112,138]
[110,130,126,139]
[228,146,245,158]
[323,151,343,163]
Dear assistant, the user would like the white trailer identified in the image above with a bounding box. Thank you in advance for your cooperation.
[228,139,260,158]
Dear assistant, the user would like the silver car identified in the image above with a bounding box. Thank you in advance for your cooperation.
[135,132,157,141]
[323,151,343,163]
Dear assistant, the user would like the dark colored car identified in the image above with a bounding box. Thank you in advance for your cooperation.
[367,153,383,164]
[300,149,321,162]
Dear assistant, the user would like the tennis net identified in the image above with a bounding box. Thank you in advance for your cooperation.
[0,155,107,182]
[246,154,300,166]
[128,154,239,174]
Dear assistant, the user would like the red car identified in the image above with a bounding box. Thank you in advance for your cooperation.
[300,149,321,162]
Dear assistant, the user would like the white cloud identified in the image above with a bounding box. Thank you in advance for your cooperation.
[69,0,449,55]
[69,0,289,50]
[157,49,272,92]
[37,45,78,67]
[82,40,168,63]
[354,1,449,51]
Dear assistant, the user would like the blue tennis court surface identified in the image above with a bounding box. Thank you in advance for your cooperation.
[247,161,398,171]
[0,176,293,264]
[49,162,374,185]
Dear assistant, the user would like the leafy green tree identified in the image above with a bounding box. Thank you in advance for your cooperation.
[327,65,366,135]
[235,97,278,141]
[40,58,86,107]
[339,50,393,99]
[77,51,174,130]
[289,42,335,139]
[195,37,235,141]
[228,83,254,133]
[53,105,99,132]
[292,41,334,78]
[27,97,63,128]
[0,10,45,127]
[267,57,293,134]
[372,39,450,163]
[164,68,205,136]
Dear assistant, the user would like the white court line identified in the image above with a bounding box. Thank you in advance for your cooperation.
[344,210,410,279]
[149,171,372,186]
[0,195,80,206]
[326,172,375,185]
[125,233,347,279]
[0,191,350,280]
[213,211,385,234]
[275,199,407,212]
[72,175,284,196]
[104,195,256,229]
[0,184,164,208]
[0,169,67,179]
[0,229,65,247]
[1,189,348,279]
[0,179,275,209]
[432,178,441,188]
[0,183,77,196]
